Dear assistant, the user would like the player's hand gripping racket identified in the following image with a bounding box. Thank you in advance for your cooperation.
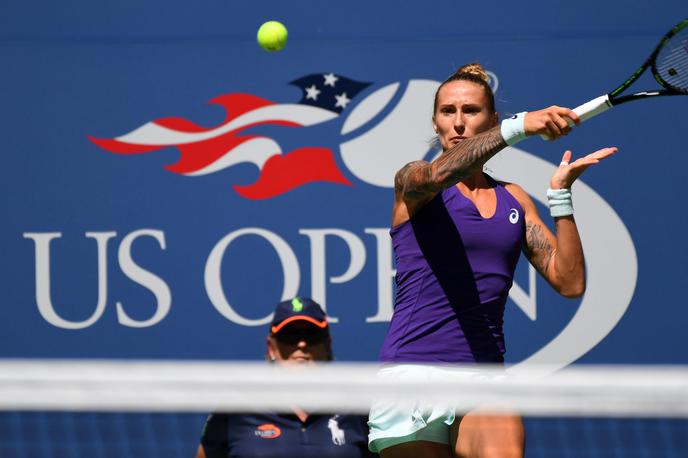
[543,18,688,139]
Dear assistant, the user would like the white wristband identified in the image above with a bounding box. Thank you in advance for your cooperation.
[547,188,573,217]
[500,112,527,146]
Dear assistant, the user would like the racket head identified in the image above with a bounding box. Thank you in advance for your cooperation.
[652,18,688,94]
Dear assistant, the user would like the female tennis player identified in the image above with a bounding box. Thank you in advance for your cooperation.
[368,64,617,457]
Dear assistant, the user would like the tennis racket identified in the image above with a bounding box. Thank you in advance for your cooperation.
[543,18,688,138]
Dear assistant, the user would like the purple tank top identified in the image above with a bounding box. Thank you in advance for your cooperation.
[379,175,524,364]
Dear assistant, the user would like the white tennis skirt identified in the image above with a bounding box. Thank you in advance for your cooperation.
[367,364,500,453]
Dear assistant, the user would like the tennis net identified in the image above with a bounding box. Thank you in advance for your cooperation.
[1,359,687,457]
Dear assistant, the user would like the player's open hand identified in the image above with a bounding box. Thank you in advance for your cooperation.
[525,106,580,140]
[549,147,618,189]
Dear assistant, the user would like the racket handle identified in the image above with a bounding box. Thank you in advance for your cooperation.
[573,94,613,122]
[540,94,613,140]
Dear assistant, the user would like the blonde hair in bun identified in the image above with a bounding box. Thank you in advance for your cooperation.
[433,62,495,114]
[454,63,490,84]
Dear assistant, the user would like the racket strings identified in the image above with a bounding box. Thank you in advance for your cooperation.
[655,24,688,92]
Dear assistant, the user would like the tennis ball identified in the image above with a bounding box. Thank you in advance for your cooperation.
[257,21,288,52]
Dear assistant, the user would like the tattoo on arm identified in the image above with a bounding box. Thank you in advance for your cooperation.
[395,126,507,200]
[525,221,555,275]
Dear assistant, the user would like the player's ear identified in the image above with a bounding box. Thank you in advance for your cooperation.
[432,118,438,133]
[492,112,499,127]
[266,336,277,362]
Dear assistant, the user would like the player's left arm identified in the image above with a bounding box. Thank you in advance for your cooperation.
[508,146,618,298]
[507,184,585,297]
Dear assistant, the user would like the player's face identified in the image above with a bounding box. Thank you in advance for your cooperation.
[268,322,331,364]
[433,80,498,151]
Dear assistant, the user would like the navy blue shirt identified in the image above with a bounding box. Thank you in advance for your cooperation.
[200,412,376,458]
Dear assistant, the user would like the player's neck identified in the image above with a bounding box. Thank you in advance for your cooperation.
[459,171,489,191]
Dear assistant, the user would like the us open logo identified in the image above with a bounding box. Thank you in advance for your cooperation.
[255,424,281,439]
[80,72,639,371]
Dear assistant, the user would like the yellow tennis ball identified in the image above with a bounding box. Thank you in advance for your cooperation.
[257,21,288,52]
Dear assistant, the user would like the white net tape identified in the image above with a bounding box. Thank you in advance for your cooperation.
[2,360,688,417]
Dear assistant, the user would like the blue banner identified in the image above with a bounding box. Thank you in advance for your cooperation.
[2,0,685,368]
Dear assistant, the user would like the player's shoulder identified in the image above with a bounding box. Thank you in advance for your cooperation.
[501,180,523,194]
[394,160,430,190]
[396,160,429,175]
[501,181,536,209]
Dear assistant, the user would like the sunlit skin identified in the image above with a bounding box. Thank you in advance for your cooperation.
[431,81,501,222]
[432,80,499,153]
[381,79,618,458]
[393,80,617,296]
[391,80,606,229]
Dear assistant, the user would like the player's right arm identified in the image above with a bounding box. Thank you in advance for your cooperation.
[392,106,579,226]
[393,126,507,223]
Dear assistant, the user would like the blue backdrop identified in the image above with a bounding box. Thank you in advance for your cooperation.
[2,0,686,369]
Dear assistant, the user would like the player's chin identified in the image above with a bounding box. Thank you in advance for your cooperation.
[446,137,465,148]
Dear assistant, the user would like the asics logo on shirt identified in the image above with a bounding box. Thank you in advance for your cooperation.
[509,208,520,224]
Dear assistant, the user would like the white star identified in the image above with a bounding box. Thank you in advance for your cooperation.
[323,73,339,87]
[334,92,351,109]
[305,84,321,101]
